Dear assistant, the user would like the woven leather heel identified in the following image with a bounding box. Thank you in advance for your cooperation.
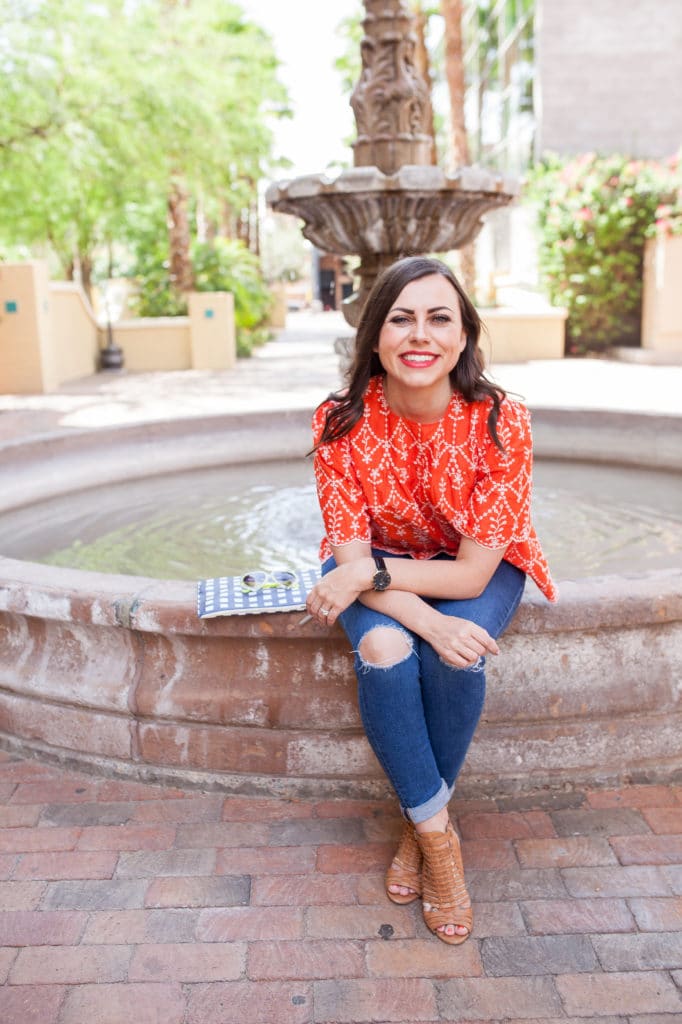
[385,820,422,905]
[417,820,472,945]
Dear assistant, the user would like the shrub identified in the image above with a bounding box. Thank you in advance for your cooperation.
[192,238,272,356]
[131,236,272,356]
[528,152,682,354]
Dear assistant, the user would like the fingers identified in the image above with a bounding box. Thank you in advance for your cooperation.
[447,651,483,669]
[457,623,498,658]
[438,620,499,668]
[305,586,337,626]
[468,624,498,656]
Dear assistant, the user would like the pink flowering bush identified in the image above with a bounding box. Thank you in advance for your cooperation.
[528,152,682,354]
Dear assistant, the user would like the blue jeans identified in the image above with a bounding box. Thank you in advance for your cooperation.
[323,551,526,824]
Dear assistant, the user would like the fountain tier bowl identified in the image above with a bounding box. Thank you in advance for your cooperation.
[266,165,517,259]
[1,408,680,796]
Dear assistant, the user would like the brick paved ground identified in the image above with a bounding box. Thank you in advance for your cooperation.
[0,751,680,1022]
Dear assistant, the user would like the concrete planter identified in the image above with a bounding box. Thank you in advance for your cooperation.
[481,306,567,362]
[642,232,682,356]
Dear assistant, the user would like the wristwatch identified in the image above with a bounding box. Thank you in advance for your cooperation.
[372,555,392,592]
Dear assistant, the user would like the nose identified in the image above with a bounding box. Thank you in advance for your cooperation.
[409,316,429,342]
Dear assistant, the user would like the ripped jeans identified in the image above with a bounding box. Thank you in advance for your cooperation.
[323,551,526,824]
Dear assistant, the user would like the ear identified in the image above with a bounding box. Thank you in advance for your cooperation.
[458,329,466,352]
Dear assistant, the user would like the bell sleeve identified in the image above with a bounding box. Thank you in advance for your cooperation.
[463,399,534,549]
[312,404,372,548]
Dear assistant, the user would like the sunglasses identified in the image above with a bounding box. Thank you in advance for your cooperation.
[241,569,296,593]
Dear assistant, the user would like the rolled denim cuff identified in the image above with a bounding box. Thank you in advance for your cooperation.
[404,778,454,824]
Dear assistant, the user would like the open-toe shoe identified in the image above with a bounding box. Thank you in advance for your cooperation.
[385,820,422,905]
[417,819,472,945]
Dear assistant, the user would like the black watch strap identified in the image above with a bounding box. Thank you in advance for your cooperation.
[372,556,392,592]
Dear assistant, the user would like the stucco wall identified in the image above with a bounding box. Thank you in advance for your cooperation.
[0,262,237,392]
[641,234,682,353]
[49,283,100,384]
[536,0,682,158]
[0,262,56,393]
[114,318,192,372]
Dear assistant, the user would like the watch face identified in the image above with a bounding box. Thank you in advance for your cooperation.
[373,569,391,592]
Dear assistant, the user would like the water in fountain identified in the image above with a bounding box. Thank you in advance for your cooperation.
[1,458,681,586]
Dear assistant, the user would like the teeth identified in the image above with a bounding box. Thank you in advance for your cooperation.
[403,354,435,363]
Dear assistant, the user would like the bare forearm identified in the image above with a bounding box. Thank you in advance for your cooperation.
[307,541,501,665]
[358,587,437,636]
[358,575,500,665]
[340,545,506,602]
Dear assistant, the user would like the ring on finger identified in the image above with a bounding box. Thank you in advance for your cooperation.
[320,608,330,616]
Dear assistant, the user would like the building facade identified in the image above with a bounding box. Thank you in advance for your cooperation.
[463,0,682,174]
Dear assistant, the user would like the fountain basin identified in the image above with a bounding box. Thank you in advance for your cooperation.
[0,408,681,796]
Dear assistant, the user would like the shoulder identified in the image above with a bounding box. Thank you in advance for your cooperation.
[498,395,531,428]
[465,393,530,430]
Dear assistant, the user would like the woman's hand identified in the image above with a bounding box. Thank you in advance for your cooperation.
[423,610,499,668]
[306,559,372,626]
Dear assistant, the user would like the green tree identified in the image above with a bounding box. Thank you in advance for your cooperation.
[0,0,289,299]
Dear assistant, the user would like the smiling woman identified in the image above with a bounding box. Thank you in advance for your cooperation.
[305,255,556,946]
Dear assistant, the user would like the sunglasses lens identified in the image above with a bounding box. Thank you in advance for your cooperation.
[242,571,267,589]
[273,572,295,586]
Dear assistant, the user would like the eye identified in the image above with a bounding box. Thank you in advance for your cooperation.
[388,315,411,326]
[431,314,451,325]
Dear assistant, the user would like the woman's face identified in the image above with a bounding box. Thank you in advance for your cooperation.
[376,274,466,401]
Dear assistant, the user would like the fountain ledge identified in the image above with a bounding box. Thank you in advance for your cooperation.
[1,557,680,797]
[0,406,681,796]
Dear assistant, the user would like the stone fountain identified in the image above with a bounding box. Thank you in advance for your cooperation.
[4,1,679,799]
[266,0,517,325]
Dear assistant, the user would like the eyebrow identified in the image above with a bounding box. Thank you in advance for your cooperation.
[388,305,454,314]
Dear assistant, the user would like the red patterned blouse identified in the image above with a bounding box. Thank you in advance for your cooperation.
[312,375,557,602]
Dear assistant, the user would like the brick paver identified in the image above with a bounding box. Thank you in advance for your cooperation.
[0,756,680,1022]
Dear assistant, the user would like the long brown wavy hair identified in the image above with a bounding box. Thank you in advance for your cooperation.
[312,255,506,451]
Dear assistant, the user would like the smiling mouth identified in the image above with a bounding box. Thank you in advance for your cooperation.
[400,352,439,366]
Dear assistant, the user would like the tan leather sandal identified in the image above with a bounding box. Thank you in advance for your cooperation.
[417,820,472,945]
[385,820,422,905]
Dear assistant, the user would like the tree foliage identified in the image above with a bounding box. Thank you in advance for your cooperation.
[0,0,289,302]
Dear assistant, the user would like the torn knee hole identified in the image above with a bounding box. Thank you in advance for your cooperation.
[358,626,413,668]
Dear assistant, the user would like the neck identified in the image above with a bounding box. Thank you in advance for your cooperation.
[383,377,453,423]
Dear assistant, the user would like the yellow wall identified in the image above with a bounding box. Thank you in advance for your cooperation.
[642,234,682,353]
[49,283,100,384]
[481,307,567,364]
[0,262,57,393]
[114,318,192,372]
[0,262,239,392]
[188,292,236,370]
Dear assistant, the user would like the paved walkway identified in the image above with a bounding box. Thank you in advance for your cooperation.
[0,752,680,1023]
[0,311,680,443]
[1,312,681,1021]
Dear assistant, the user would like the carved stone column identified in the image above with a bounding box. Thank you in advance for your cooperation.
[351,0,433,174]
[266,0,517,329]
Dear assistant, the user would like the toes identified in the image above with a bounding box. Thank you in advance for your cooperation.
[388,884,415,897]
[437,923,469,937]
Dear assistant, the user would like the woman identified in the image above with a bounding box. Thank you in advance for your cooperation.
[306,256,557,946]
